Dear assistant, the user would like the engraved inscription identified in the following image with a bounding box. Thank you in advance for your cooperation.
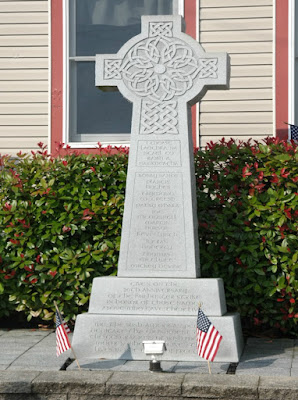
[101,280,198,314]
[127,172,186,272]
[89,319,197,358]
[137,140,181,167]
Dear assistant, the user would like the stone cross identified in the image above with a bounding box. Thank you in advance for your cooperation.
[73,16,243,363]
[96,15,229,278]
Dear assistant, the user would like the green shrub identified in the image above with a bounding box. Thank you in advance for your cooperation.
[0,138,297,336]
[195,138,297,336]
[0,144,128,322]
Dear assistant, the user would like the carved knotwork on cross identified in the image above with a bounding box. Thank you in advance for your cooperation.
[96,15,228,137]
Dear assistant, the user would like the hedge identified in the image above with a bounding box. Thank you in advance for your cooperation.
[195,137,297,336]
[0,144,128,322]
[0,139,297,335]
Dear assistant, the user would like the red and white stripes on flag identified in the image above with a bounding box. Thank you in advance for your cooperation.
[196,308,222,362]
[55,310,71,357]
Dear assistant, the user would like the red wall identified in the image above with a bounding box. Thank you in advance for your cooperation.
[50,0,63,153]
[276,0,289,140]
[184,1,197,147]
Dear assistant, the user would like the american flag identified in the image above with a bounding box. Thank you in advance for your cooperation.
[289,124,298,141]
[196,308,222,362]
[55,310,71,357]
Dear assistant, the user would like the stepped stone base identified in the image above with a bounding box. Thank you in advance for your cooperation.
[72,313,244,362]
[89,277,227,316]
[72,277,244,362]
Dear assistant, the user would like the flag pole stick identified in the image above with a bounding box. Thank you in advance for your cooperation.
[54,301,81,370]
[207,360,212,374]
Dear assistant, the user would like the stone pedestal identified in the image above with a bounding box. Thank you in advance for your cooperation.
[72,277,243,362]
[72,15,244,363]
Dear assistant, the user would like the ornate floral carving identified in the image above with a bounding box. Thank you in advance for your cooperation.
[141,100,178,135]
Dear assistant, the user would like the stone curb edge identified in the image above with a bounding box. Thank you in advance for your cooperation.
[0,371,297,400]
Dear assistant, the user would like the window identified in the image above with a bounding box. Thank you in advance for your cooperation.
[65,0,180,145]
[292,1,298,126]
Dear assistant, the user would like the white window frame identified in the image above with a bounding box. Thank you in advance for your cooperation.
[289,0,295,139]
[62,0,186,148]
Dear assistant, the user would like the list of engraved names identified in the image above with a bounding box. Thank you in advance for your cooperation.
[127,172,186,272]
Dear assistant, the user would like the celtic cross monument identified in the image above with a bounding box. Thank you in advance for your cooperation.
[96,15,228,278]
[72,15,243,363]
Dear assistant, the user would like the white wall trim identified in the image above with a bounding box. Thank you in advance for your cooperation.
[62,142,130,149]
[196,0,200,148]
[288,0,295,139]
[48,0,52,153]
[62,0,68,145]
[178,0,184,16]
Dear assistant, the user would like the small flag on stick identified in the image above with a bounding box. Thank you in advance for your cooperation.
[289,124,298,141]
[55,310,71,357]
[54,301,81,369]
[284,122,298,141]
[196,307,222,362]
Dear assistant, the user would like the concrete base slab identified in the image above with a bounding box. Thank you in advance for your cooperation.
[173,361,229,374]
[0,331,69,371]
[67,359,127,371]
[72,313,244,362]
[236,367,291,376]
[119,360,177,372]
[6,333,70,371]
[292,359,298,368]
[236,337,296,378]
[68,358,229,374]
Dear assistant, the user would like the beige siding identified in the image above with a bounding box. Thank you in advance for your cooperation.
[0,69,48,80]
[0,103,47,114]
[200,6,272,20]
[204,88,272,101]
[199,1,274,146]
[0,35,48,46]
[0,1,47,12]
[201,100,273,113]
[0,92,48,102]
[0,0,48,155]
[201,18,273,32]
[200,135,272,148]
[0,81,48,91]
